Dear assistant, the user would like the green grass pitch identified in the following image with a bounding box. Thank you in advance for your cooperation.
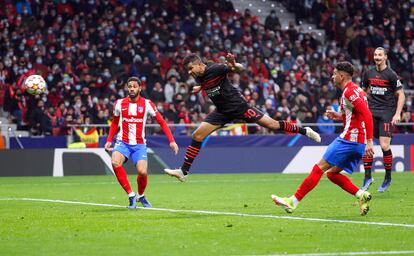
[1,172,414,255]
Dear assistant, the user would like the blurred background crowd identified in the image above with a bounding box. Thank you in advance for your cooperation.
[1,0,414,136]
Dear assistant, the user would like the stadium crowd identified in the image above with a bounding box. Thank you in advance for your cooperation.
[0,0,413,136]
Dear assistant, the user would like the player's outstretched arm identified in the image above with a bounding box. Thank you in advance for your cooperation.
[225,53,244,73]
[325,109,342,121]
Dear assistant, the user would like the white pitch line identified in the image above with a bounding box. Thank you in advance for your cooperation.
[1,197,414,229]
[262,250,414,256]
[0,178,301,186]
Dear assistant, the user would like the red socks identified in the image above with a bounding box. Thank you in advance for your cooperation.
[294,164,324,201]
[137,175,148,196]
[112,165,132,194]
[113,165,149,196]
[326,172,359,195]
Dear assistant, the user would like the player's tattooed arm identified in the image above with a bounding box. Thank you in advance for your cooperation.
[225,53,244,73]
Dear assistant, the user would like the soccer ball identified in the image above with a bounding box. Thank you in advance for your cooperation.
[24,75,47,95]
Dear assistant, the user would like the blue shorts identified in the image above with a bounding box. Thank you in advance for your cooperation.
[113,140,148,165]
[323,137,366,174]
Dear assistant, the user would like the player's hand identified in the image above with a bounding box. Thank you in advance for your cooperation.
[170,142,179,155]
[391,114,401,125]
[192,85,202,93]
[325,110,341,120]
[365,139,374,158]
[225,52,236,66]
[104,142,112,152]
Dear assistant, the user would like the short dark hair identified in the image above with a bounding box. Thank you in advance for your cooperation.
[375,47,388,55]
[183,54,202,68]
[126,76,141,85]
[335,61,354,76]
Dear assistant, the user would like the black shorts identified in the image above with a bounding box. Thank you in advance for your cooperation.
[204,106,264,126]
[372,111,393,138]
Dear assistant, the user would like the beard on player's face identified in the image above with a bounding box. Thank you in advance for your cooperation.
[128,90,139,99]
[374,53,386,66]
[374,59,385,66]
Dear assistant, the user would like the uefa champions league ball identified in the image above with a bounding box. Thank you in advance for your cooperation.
[24,74,47,95]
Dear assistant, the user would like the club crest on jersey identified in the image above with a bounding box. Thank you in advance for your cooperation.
[138,106,144,113]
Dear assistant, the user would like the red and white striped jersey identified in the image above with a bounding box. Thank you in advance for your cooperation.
[339,81,373,143]
[112,97,174,145]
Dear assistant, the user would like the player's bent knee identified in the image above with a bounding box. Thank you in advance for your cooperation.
[192,133,205,142]
[381,145,391,151]
[111,160,123,168]
[326,172,335,180]
[137,170,147,176]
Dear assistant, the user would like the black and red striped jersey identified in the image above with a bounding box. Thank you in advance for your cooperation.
[196,63,248,114]
[361,66,403,115]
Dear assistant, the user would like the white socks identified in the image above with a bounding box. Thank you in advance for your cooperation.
[290,195,299,207]
[355,190,364,198]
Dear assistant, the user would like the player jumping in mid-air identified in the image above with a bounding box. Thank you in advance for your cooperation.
[272,61,374,215]
[105,77,178,208]
[361,47,405,192]
[164,53,321,182]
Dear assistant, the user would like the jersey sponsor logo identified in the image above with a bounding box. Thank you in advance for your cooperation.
[370,86,388,95]
[205,86,221,97]
[397,79,402,88]
[122,108,128,111]
[123,117,144,123]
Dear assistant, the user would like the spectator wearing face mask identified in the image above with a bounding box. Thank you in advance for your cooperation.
[264,10,281,31]
[316,108,335,134]
[42,106,59,135]
[29,99,45,135]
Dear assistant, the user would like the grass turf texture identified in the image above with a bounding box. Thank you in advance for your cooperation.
[0,172,413,255]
